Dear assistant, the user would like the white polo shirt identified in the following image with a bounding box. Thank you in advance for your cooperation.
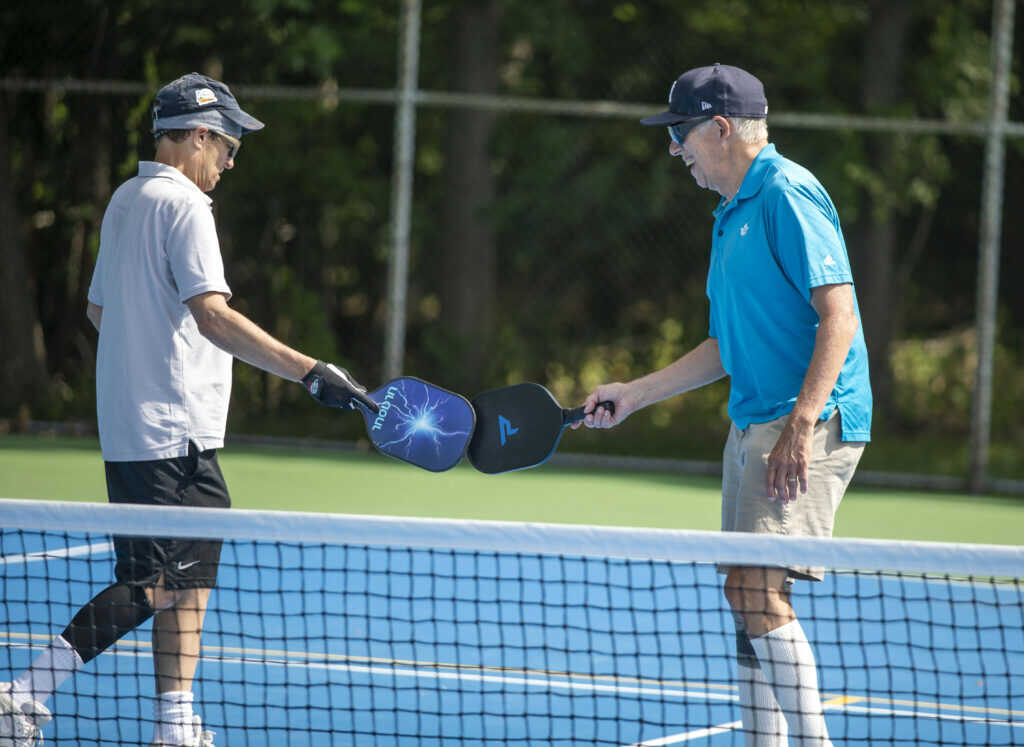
[87,161,233,461]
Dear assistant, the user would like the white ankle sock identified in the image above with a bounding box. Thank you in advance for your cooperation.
[749,620,833,747]
[738,662,789,746]
[11,635,83,708]
[154,690,195,744]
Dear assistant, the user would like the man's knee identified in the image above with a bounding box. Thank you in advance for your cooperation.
[147,581,210,613]
[723,575,745,611]
[724,567,768,610]
[63,583,155,663]
[724,567,796,637]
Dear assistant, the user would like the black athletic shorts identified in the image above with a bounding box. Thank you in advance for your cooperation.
[105,441,231,590]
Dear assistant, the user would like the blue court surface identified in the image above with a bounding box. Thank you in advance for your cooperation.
[2,530,1022,745]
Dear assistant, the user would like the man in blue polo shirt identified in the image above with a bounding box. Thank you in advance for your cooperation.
[581,64,871,746]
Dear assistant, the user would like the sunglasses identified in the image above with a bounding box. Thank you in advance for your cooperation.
[209,129,241,160]
[667,116,713,146]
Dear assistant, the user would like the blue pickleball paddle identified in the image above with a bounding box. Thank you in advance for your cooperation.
[353,376,476,472]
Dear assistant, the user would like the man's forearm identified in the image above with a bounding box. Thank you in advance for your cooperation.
[630,338,726,409]
[193,302,316,381]
[789,310,858,427]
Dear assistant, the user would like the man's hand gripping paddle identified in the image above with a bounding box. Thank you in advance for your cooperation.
[467,383,614,474]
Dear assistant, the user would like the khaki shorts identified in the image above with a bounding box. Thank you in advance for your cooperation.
[720,411,864,581]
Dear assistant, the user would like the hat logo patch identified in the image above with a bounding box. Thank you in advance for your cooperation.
[195,88,218,106]
[700,101,713,111]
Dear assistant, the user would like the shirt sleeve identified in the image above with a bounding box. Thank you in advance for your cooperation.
[764,184,853,301]
[87,252,104,306]
[165,199,232,303]
[88,209,112,306]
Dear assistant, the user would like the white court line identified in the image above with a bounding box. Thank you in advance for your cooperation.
[0,631,737,703]
[628,720,742,745]
[2,633,1022,734]
[623,697,868,746]
[0,541,113,565]
[626,696,1024,745]
[839,704,1024,728]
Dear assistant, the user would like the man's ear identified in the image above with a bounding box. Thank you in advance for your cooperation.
[192,126,210,150]
[714,116,732,140]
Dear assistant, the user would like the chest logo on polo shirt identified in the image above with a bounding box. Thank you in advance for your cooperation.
[740,223,750,236]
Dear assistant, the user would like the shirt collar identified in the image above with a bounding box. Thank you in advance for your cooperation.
[713,143,777,218]
[138,161,212,206]
[735,143,777,201]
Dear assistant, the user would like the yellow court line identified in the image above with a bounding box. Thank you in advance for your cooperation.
[824,690,1023,718]
[825,694,865,706]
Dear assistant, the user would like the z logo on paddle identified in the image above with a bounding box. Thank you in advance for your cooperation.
[498,415,519,446]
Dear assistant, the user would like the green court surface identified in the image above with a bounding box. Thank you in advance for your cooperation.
[1,434,1021,546]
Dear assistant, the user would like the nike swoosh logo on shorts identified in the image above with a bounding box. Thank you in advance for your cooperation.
[176,560,201,570]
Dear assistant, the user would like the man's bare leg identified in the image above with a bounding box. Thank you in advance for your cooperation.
[148,583,212,744]
[725,567,832,747]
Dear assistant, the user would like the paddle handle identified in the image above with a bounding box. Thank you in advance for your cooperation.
[564,400,616,425]
[353,390,381,414]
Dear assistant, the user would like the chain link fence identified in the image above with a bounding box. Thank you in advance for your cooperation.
[1,0,1021,491]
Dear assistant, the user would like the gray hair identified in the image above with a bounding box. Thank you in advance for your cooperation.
[730,117,769,144]
[691,116,768,145]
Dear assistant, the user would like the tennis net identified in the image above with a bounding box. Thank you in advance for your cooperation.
[1,498,1021,746]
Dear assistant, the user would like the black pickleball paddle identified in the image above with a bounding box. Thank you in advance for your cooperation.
[467,383,614,474]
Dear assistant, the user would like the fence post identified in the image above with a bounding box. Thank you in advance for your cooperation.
[384,0,422,380]
[968,0,1015,493]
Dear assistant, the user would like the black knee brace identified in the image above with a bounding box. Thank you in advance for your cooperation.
[62,583,154,664]
[733,614,761,669]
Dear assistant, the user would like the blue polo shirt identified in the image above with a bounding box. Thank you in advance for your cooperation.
[706,144,871,442]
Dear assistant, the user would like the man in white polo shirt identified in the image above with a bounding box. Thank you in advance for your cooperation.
[0,73,363,747]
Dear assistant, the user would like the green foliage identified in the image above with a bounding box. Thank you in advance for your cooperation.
[919,0,996,122]
[1,0,1021,480]
[890,326,1024,440]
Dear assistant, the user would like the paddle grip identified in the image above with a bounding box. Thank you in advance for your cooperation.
[564,400,616,425]
[354,390,381,414]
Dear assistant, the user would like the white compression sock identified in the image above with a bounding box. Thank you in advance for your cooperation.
[749,619,833,747]
[154,690,195,745]
[738,662,789,746]
[11,635,83,708]
[733,613,788,746]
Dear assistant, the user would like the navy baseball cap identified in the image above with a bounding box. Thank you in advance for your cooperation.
[640,63,768,131]
[151,72,264,139]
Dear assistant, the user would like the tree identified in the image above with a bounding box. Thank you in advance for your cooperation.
[854,0,917,416]
[0,94,47,416]
[439,0,500,386]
